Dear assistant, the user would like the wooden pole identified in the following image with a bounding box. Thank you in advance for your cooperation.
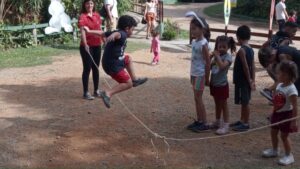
[268,0,276,39]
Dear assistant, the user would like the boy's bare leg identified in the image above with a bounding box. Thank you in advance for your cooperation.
[125,56,137,81]
[105,81,133,98]
[241,104,250,124]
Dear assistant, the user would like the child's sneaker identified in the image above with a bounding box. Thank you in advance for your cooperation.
[260,88,273,102]
[191,123,210,133]
[83,92,95,100]
[93,89,102,97]
[100,91,111,108]
[186,121,201,130]
[215,123,229,135]
[229,121,242,127]
[132,78,148,87]
[151,61,158,65]
[278,154,294,165]
[232,123,250,132]
[262,148,279,158]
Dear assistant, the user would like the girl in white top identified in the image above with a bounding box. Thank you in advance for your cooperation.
[186,13,211,132]
[262,61,298,166]
[144,0,156,39]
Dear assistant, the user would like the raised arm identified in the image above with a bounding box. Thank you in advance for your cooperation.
[83,26,105,36]
[212,51,231,70]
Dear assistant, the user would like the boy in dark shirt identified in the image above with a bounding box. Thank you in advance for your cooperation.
[231,25,256,132]
[84,15,148,108]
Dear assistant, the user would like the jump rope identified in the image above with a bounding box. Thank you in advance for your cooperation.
[84,4,300,163]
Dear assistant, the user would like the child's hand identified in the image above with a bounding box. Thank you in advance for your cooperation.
[150,50,152,53]
[212,50,220,57]
[290,120,298,132]
[83,26,90,32]
[205,79,210,86]
[250,81,256,91]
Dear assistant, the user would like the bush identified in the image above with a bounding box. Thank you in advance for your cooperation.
[162,19,179,40]
[162,29,177,40]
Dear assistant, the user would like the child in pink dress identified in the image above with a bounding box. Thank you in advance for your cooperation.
[150,30,160,65]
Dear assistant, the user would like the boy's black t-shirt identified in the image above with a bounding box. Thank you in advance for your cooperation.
[233,45,254,86]
[270,31,290,48]
[102,30,128,74]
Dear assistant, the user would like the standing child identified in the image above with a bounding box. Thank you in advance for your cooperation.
[210,35,236,135]
[262,61,298,166]
[150,29,160,65]
[231,25,256,132]
[288,10,297,23]
[185,12,211,132]
[84,15,148,108]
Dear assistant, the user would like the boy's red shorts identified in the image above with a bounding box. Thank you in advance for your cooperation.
[110,55,131,83]
[210,84,229,100]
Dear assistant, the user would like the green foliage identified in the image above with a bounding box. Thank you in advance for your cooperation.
[162,19,179,40]
[232,0,300,20]
[41,33,73,46]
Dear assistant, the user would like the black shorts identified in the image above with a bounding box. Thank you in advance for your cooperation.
[234,85,251,105]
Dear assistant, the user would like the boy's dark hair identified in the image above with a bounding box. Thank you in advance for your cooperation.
[258,47,272,68]
[289,10,297,16]
[236,25,251,40]
[117,15,138,30]
[284,21,298,29]
[81,0,95,14]
[214,35,236,53]
[277,60,298,82]
[191,17,211,41]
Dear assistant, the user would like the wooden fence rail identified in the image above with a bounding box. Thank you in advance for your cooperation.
[0,18,105,45]
[190,27,300,49]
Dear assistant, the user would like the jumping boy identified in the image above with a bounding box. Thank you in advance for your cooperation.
[84,15,148,108]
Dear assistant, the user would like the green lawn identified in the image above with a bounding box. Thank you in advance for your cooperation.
[204,3,268,23]
[0,41,149,69]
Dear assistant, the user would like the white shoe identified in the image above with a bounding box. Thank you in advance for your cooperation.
[262,148,279,158]
[278,154,294,165]
[215,123,229,135]
[210,119,223,129]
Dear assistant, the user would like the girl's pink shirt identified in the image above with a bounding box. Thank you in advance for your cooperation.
[151,36,160,53]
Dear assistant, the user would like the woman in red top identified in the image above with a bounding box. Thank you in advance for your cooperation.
[78,0,102,100]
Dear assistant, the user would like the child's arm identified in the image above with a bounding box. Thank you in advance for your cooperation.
[212,51,230,70]
[203,44,211,86]
[290,95,298,131]
[251,55,256,90]
[105,32,121,43]
[83,26,105,36]
[237,48,254,89]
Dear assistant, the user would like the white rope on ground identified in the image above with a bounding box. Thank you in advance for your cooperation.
[86,51,300,142]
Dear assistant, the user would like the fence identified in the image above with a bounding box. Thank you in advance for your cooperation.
[190,27,300,49]
[0,18,105,45]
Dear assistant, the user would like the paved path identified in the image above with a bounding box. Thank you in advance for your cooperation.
[128,3,300,52]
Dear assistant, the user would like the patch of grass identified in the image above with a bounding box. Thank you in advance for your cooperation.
[0,41,149,69]
[204,3,268,23]
[0,43,79,68]
[126,41,150,53]
[178,29,189,40]
[203,2,223,18]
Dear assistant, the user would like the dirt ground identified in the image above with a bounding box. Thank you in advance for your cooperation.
[0,43,300,168]
[1,3,300,169]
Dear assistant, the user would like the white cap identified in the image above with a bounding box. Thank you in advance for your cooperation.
[185,11,206,28]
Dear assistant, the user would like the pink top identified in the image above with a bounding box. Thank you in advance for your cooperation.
[151,36,160,53]
[288,16,297,23]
